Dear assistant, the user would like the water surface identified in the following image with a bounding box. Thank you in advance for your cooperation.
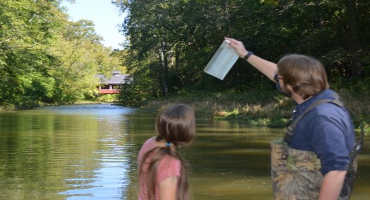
[0,104,369,200]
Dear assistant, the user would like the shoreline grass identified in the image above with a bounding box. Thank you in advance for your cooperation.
[2,88,368,132]
[0,98,119,112]
[141,88,370,131]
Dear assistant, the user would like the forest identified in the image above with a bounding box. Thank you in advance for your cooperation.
[1,0,369,127]
[0,0,121,109]
[116,0,369,127]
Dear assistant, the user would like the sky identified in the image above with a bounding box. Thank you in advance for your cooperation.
[61,0,126,50]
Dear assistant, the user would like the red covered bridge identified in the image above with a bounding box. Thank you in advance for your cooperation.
[97,71,132,94]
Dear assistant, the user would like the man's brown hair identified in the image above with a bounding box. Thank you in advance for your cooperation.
[277,54,329,99]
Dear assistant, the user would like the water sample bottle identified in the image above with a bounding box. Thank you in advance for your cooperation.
[204,40,239,80]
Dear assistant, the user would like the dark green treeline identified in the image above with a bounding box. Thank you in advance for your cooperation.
[116,0,370,106]
[0,0,121,109]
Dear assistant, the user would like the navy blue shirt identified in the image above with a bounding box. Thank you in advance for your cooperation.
[288,89,355,175]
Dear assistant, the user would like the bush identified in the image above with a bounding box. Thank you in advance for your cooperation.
[96,94,119,103]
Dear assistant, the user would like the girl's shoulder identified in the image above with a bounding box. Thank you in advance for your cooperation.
[143,136,157,147]
[138,137,157,162]
[142,136,158,150]
[159,155,181,168]
[157,155,181,182]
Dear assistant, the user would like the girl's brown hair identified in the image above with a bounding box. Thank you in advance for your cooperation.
[277,54,329,99]
[139,104,195,200]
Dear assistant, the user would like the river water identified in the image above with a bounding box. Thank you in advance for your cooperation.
[0,104,369,200]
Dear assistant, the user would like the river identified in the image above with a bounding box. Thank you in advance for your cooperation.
[0,104,369,200]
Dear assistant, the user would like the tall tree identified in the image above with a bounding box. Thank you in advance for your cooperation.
[0,0,122,107]
[116,0,370,105]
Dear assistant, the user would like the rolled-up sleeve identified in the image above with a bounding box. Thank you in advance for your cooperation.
[310,115,350,175]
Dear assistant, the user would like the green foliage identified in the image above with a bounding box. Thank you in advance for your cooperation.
[0,0,121,108]
[96,94,119,103]
[114,0,370,128]
[119,77,155,107]
[0,0,61,108]
[117,0,369,112]
[48,19,118,104]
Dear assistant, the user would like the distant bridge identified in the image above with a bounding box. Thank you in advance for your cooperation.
[97,71,132,94]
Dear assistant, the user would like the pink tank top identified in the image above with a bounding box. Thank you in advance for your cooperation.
[137,137,181,200]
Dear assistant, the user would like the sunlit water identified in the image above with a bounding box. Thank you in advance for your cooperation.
[0,104,369,200]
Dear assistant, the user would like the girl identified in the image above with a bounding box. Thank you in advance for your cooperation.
[137,104,196,200]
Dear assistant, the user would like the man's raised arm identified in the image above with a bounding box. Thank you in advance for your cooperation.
[225,37,277,81]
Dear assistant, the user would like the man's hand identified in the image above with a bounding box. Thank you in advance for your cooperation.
[224,37,277,81]
[224,37,248,58]
[319,170,346,200]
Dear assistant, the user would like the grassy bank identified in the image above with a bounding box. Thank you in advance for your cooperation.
[142,89,370,130]
[0,94,120,112]
[0,104,16,111]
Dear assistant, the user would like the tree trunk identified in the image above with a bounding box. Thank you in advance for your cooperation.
[159,41,168,96]
[344,0,363,78]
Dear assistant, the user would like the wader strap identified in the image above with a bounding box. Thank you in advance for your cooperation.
[284,96,343,143]
[340,125,365,198]
[281,94,362,199]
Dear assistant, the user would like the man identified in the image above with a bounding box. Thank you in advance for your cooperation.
[226,37,356,200]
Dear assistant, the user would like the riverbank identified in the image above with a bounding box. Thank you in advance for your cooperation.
[2,89,368,131]
[0,104,16,111]
[0,98,118,112]
[141,89,370,130]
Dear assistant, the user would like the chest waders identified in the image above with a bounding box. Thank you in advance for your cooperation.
[271,98,359,200]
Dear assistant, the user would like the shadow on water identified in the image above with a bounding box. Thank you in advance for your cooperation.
[0,105,369,200]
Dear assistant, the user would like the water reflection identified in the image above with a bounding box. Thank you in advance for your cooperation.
[0,104,135,200]
[124,111,370,200]
[0,105,369,200]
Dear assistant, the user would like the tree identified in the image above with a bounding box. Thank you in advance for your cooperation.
[0,0,122,107]
[116,0,370,105]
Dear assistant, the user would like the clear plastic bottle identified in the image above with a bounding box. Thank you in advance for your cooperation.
[204,40,239,80]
